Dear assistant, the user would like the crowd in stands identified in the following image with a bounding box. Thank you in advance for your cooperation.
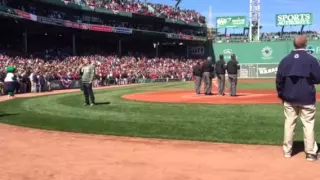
[215,31,320,43]
[261,31,320,41]
[12,3,206,37]
[0,50,196,94]
[65,0,206,24]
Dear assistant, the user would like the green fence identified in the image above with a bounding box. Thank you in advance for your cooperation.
[214,41,320,64]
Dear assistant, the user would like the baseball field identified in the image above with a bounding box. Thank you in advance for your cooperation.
[1,79,320,179]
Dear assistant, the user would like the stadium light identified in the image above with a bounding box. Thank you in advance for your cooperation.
[175,0,182,8]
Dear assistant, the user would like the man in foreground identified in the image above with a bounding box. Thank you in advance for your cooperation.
[226,54,239,96]
[192,61,202,94]
[78,58,96,106]
[201,57,214,95]
[276,35,320,161]
[215,55,226,96]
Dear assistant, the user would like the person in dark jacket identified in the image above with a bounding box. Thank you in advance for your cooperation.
[215,55,226,95]
[201,57,214,95]
[226,54,240,96]
[192,61,202,94]
[276,35,320,161]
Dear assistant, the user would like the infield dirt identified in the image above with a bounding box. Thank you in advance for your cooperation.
[1,80,320,180]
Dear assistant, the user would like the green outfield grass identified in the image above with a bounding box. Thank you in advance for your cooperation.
[0,81,320,145]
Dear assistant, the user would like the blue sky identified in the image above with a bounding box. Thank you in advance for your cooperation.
[150,0,319,33]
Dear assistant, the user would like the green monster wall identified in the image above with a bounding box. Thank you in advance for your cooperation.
[214,41,320,64]
[213,41,320,78]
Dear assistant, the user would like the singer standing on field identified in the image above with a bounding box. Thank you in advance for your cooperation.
[78,58,96,106]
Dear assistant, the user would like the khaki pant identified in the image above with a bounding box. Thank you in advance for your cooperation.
[283,102,318,155]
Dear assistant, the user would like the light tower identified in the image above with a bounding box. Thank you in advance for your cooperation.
[207,6,213,40]
[249,0,260,41]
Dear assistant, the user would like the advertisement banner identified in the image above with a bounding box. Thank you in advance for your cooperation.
[195,36,207,41]
[276,13,313,26]
[89,25,113,32]
[188,46,205,55]
[38,16,64,26]
[14,10,37,21]
[49,80,82,90]
[257,64,278,78]
[180,35,194,40]
[64,21,90,30]
[113,27,132,34]
[166,33,179,39]
[216,16,246,28]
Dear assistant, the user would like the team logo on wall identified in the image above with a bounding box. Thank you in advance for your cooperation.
[223,49,233,55]
[222,49,233,59]
[261,46,273,60]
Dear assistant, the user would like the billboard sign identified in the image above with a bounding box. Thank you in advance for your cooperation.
[276,13,313,26]
[216,16,246,28]
[113,27,132,34]
[257,64,278,78]
[89,25,113,32]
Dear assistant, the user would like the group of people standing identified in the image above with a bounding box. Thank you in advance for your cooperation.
[192,54,240,96]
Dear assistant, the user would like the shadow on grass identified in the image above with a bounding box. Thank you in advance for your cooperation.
[292,141,320,156]
[95,102,111,106]
[0,113,19,118]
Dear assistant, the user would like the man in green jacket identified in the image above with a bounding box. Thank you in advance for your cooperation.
[78,58,95,106]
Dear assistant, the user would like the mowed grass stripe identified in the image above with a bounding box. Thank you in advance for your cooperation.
[0,81,319,145]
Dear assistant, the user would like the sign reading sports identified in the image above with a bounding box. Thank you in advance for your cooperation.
[276,13,313,26]
[216,16,246,28]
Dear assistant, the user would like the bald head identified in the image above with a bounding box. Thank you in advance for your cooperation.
[293,35,307,49]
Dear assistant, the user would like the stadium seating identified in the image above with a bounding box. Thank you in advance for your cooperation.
[64,0,206,24]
